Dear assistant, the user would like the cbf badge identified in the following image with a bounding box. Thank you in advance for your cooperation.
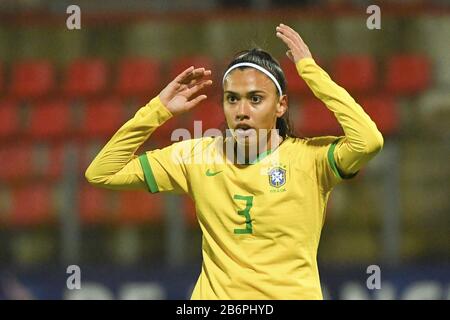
[268,167,286,188]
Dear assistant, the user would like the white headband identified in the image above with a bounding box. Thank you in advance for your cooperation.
[222,62,283,96]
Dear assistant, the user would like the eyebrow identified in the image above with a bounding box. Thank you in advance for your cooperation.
[224,90,266,95]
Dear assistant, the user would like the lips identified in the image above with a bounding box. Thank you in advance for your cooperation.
[234,123,255,137]
[235,123,252,131]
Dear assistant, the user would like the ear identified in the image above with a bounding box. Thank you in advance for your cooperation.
[276,94,288,118]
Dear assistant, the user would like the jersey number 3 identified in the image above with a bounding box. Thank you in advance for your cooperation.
[233,194,254,235]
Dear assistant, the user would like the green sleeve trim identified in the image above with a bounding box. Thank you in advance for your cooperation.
[327,139,358,180]
[327,140,342,179]
[138,154,159,193]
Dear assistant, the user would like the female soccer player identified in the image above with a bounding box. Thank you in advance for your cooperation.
[85,23,383,299]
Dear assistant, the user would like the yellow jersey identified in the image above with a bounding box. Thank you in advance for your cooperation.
[85,58,384,300]
[139,134,344,299]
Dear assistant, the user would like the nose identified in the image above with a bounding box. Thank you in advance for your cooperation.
[236,100,250,121]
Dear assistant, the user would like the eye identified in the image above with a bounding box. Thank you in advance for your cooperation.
[251,95,262,104]
[226,95,238,104]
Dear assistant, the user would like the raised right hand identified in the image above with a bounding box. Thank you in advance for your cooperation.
[158,66,213,116]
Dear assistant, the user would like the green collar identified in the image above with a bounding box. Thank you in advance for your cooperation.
[248,148,273,164]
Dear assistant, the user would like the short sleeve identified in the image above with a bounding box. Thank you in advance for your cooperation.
[138,140,194,194]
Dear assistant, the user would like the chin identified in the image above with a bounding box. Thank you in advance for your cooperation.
[235,136,258,148]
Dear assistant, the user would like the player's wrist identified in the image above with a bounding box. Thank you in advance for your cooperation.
[295,57,316,75]
[147,96,174,118]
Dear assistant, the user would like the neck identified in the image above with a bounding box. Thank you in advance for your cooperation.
[233,130,283,165]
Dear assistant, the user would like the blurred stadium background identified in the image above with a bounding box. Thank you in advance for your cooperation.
[0,0,449,299]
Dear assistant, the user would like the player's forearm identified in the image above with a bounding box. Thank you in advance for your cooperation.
[85,96,173,186]
[296,58,383,174]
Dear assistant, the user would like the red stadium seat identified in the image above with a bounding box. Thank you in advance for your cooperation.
[332,55,377,94]
[79,185,114,225]
[182,196,198,227]
[10,184,55,226]
[117,191,163,224]
[64,58,108,98]
[0,100,20,140]
[169,55,217,95]
[188,98,225,133]
[359,96,399,136]
[0,62,3,95]
[281,57,310,97]
[150,126,180,148]
[29,100,71,139]
[0,144,33,181]
[169,55,215,79]
[82,98,124,138]
[10,60,55,99]
[46,144,64,180]
[0,143,64,181]
[149,109,186,147]
[33,143,64,180]
[385,54,431,95]
[298,98,343,136]
[78,141,101,174]
[0,187,9,226]
[116,58,162,98]
[280,57,327,98]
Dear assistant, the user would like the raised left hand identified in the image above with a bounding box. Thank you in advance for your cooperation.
[276,23,312,63]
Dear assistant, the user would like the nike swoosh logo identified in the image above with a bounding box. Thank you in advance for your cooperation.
[206,169,223,176]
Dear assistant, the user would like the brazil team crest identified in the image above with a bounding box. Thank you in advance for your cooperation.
[268,167,286,188]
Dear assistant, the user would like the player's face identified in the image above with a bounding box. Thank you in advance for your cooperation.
[223,68,287,147]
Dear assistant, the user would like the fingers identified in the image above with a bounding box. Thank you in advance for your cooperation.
[276,24,295,41]
[174,66,195,83]
[185,94,207,110]
[180,68,212,85]
[174,66,211,86]
[175,76,212,95]
[276,24,308,52]
[276,23,312,61]
[187,78,206,89]
[276,30,299,51]
[185,79,213,97]
[277,23,303,43]
[280,24,298,36]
